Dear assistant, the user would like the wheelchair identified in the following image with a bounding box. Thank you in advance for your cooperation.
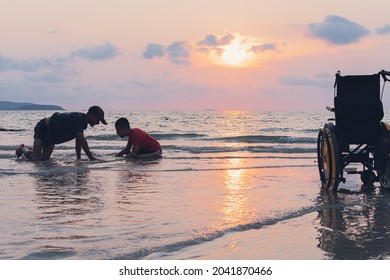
[317,70,390,191]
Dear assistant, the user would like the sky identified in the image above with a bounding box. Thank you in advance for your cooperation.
[2,0,390,111]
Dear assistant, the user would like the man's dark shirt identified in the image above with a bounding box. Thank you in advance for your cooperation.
[46,112,87,145]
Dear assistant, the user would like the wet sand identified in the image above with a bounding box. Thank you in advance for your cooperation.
[147,211,326,259]
[147,166,390,260]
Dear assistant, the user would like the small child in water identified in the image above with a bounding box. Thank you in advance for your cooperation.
[15,144,33,160]
[114,117,162,159]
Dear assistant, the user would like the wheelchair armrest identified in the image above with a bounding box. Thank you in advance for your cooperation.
[326,106,335,112]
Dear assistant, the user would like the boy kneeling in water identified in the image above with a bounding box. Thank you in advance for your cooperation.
[114,117,162,159]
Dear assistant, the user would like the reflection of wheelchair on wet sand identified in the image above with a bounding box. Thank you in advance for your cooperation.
[316,189,390,259]
[317,70,390,191]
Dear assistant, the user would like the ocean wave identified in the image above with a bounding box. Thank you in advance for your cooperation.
[205,135,316,144]
[0,128,26,132]
[163,144,315,154]
[142,164,315,173]
[85,133,316,144]
[0,143,315,158]
[114,205,323,260]
[152,133,208,140]
[86,133,207,141]
[300,128,320,134]
[0,144,124,152]
[0,145,22,152]
[167,155,315,160]
[85,134,120,141]
[0,160,315,177]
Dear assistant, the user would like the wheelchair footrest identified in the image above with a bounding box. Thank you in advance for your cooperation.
[344,167,358,174]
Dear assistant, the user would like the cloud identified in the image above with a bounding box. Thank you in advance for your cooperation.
[0,80,26,97]
[0,42,119,75]
[166,41,190,65]
[142,41,191,66]
[124,78,159,89]
[376,24,390,35]
[308,15,370,45]
[71,42,120,61]
[142,32,278,66]
[197,33,234,47]
[250,43,276,53]
[0,54,13,71]
[197,34,218,47]
[197,33,278,57]
[196,33,235,55]
[142,43,165,59]
[13,57,54,72]
[0,54,61,72]
[25,73,66,83]
[278,75,331,88]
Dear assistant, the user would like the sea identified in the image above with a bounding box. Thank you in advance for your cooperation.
[1,110,390,260]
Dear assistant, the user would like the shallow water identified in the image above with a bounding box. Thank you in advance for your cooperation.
[1,110,390,259]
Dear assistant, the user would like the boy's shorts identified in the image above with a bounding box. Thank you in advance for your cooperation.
[138,149,162,155]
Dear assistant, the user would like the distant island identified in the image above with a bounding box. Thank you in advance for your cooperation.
[0,101,65,111]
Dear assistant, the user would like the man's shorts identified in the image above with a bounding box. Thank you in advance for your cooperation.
[33,119,49,145]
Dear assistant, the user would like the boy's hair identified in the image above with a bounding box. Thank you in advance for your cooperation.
[115,117,130,129]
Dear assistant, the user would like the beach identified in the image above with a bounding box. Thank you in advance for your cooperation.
[1,110,390,260]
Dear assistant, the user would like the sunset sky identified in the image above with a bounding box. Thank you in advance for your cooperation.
[2,0,390,110]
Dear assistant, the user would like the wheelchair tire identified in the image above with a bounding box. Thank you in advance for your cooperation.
[361,170,376,185]
[378,122,390,188]
[317,123,340,191]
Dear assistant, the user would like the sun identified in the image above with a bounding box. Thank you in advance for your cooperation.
[201,33,265,67]
[221,42,248,66]
[218,35,259,67]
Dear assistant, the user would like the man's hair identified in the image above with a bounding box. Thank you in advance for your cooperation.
[87,105,107,125]
[115,117,130,129]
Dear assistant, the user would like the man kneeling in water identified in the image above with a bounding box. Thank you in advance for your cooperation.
[18,106,107,161]
[114,117,162,159]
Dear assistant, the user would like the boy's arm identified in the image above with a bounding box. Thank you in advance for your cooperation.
[76,132,96,160]
[115,140,132,157]
[124,145,139,158]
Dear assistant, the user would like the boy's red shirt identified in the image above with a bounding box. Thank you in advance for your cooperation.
[128,128,161,151]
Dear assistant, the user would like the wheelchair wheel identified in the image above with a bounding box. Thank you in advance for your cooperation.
[317,123,340,191]
[361,170,376,185]
[378,122,390,188]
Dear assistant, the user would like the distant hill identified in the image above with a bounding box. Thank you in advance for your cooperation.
[0,101,65,111]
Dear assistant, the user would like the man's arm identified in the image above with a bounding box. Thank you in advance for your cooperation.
[76,132,96,160]
[75,137,82,159]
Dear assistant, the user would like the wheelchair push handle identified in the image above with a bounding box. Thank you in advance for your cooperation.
[380,69,390,82]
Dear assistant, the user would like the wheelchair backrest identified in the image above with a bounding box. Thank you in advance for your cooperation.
[334,73,384,144]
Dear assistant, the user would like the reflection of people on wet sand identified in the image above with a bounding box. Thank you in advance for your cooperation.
[114,117,162,159]
[15,144,33,160]
[21,106,107,161]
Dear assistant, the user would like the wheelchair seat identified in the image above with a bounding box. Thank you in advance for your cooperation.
[335,73,384,146]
